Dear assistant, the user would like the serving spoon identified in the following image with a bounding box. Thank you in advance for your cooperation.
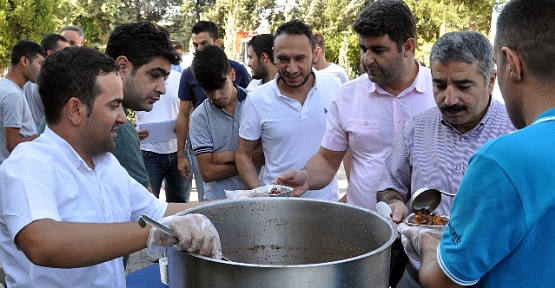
[410,187,455,212]
[138,214,232,262]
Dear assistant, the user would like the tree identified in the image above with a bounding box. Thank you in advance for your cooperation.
[0,0,65,68]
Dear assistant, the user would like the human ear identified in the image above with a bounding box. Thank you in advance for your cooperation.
[502,47,523,82]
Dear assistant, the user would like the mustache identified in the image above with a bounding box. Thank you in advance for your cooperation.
[440,104,467,112]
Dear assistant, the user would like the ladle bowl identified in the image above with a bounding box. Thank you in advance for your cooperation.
[410,187,455,212]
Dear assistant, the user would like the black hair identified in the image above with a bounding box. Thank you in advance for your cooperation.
[10,40,45,66]
[247,34,274,64]
[191,45,230,91]
[37,46,120,124]
[191,21,219,40]
[495,0,555,84]
[105,22,180,71]
[352,0,416,52]
[274,20,315,51]
[41,33,68,53]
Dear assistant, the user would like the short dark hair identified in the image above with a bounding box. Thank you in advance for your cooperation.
[274,20,315,51]
[38,46,120,124]
[352,0,416,52]
[495,0,555,84]
[247,34,274,64]
[191,45,230,91]
[59,25,84,38]
[41,33,68,53]
[10,40,45,66]
[313,31,325,49]
[171,40,183,51]
[191,21,219,40]
[431,31,495,86]
[105,22,180,71]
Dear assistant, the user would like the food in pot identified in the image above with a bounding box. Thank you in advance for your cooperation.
[411,209,448,226]
[270,187,281,195]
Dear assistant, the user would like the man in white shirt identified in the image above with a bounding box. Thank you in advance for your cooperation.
[313,31,349,83]
[0,46,220,288]
[236,20,341,201]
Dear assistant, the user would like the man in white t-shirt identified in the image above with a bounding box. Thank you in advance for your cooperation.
[313,31,349,83]
[236,20,341,201]
[0,40,44,164]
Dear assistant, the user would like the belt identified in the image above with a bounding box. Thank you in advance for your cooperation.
[406,261,421,285]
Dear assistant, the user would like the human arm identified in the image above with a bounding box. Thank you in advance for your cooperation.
[196,153,240,182]
[176,99,192,179]
[343,149,353,182]
[235,138,261,189]
[15,219,151,268]
[273,147,345,197]
[419,233,463,288]
[5,127,37,152]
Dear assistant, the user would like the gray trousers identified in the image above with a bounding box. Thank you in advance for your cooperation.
[396,269,422,288]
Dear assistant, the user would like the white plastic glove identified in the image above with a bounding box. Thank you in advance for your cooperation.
[398,223,443,269]
[147,214,222,260]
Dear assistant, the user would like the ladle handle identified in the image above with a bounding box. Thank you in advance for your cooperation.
[138,214,177,237]
[439,191,456,197]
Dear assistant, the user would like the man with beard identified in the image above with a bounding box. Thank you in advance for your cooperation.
[403,1,555,287]
[245,34,277,91]
[377,31,515,288]
[0,46,221,287]
[236,20,341,201]
[105,22,181,193]
[271,1,435,286]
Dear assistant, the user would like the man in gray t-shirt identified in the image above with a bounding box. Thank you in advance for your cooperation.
[0,40,44,164]
[189,45,263,200]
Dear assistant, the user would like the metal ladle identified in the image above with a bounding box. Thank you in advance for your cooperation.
[410,187,455,212]
[138,214,232,262]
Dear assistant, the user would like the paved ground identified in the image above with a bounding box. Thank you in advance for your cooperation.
[125,164,349,276]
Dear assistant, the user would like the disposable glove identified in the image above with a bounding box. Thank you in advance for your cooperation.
[398,222,443,269]
[147,214,222,260]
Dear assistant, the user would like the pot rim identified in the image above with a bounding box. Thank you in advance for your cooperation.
[176,197,397,268]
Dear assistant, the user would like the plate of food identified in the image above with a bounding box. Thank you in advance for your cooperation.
[406,209,449,229]
[252,185,293,197]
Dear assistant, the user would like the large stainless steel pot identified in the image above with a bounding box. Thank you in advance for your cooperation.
[168,198,396,288]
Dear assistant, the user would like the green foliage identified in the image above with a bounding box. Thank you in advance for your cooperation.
[0,0,62,68]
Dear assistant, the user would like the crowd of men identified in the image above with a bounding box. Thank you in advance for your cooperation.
[0,0,554,286]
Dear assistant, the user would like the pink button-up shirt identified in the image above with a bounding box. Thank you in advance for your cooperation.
[321,65,436,210]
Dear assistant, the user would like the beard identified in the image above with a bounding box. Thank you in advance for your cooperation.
[252,61,269,80]
[279,70,313,89]
[365,52,404,85]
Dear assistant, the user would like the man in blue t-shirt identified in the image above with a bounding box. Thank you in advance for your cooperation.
[403,1,555,287]
[176,21,251,202]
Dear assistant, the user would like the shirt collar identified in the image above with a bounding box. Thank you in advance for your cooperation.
[365,60,429,96]
[42,126,106,170]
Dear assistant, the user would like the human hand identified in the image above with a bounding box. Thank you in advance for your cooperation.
[177,155,191,179]
[271,170,309,197]
[398,223,442,265]
[390,200,409,224]
[137,129,149,140]
[147,214,222,259]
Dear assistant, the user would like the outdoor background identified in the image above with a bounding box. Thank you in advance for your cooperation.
[1,0,506,78]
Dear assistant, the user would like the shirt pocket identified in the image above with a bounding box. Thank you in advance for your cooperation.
[350,120,381,154]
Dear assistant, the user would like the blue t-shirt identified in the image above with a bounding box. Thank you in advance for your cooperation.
[438,108,555,287]
[178,59,251,109]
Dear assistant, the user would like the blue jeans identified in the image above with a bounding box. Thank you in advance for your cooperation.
[142,151,191,203]
[186,136,205,201]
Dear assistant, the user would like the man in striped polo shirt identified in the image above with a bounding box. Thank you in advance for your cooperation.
[376,31,515,287]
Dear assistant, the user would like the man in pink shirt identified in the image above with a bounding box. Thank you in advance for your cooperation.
[273,1,435,286]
